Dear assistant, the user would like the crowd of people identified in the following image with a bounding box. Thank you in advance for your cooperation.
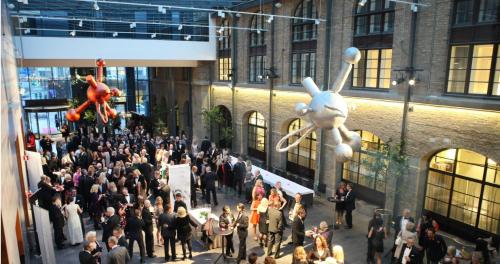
[26,124,497,264]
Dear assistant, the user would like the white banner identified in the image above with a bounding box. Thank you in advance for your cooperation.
[25,151,44,192]
[33,206,56,264]
[168,164,191,211]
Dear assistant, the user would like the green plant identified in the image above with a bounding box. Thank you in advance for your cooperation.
[201,107,226,129]
[360,139,409,206]
[83,109,96,123]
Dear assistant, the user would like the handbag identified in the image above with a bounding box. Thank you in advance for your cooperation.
[395,233,403,246]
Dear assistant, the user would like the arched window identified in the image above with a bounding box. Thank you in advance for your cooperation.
[247,112,267,160]
[286,119,317,180]
[342,130,386,207]
[218,19,232,81]
[425,149,499,236]
[291,0,318,84]
[249,15,266,83]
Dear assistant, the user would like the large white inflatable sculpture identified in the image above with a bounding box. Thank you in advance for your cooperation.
[276,47,362,162]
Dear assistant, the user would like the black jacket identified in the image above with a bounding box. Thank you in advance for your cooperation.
[423,235,447,261]
[397,245,422,264]
[79,251,95,264]
[267,207,283,233]
[174,200,187,213]
[235,212,249,237]
[204,172,217,190]
[292,215,305,245]
[344,190,356,211]
[29,182,57,210]
[117,235,128,248]
[233,162,246,180]
[102,214,120,242]
[125,216,145,239]
[48,204,65,228]
[142,207,154,228]
[158,212,177,238]
[394,215,415,234]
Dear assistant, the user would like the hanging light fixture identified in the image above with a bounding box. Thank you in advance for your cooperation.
[184,35,191,40]
[267,15,274,23]
[93,1,100,11]
[178,24,183,30]
[24,28,30,34]
[358,0,367,6]
[151,33,157,38]
[217,10,225,18]
[70,30,76,36]
[78,19,83,27]
[130,22,136,28]
[315,19,320,25]
[112,32,118,37]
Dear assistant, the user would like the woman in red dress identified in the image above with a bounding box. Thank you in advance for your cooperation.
[250,193,262,241]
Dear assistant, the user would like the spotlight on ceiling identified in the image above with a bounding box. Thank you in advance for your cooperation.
[178,24,183,30]
[256,29,261,34]
[267,15,274,23]
[93,1,100,11]
[24,28,30,34]
[218,27,224,34]
[184,35,191,40]
[130,22,136,29]
[411,3,418,12]
[275,2,282,8]
[358,0,367,6]
[112,32,118,37]
[158,5,166,14]
[70,30,76,37]
[218,10,225,18]
[151,33,157,38]
[315,19,320,25]
[391,77,405,86]
[18,16,26,23]
[218,36,223,41]
[78,19,83,27]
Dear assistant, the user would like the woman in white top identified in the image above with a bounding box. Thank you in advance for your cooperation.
[64,197,84,245]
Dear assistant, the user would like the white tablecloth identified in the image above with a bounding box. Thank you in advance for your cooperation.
[189,208,218,226]
[230,156,314,197]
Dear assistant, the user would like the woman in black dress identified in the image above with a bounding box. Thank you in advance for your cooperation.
[175,207,197,260]
[257,198,269,247]
[335,182,347,226]
[368,217,385,264]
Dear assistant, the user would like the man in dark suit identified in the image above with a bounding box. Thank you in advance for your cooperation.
[204,166,218,206]
[190,166,198,208]
[398,237,422,264]
[267,201,284,259]
[107,236,130,264]
[292,207,306,247]
[120,187,136,216]
[158,204,177,262]
[232,157,246,197]
[125,209,146,262]
[102,207,121,251]
[173,193,188,213]
[200,136,211,153]
[235,203,249,263]
[422,228,447,264]
[48,196,65,249]
[113,227,128,248]
[344,183,356,229]
[142,200,155,258]
[394,209,415,239]
[79,241,96,264]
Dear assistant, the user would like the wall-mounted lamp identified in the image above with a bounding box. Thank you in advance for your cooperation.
[391,77,405,86]
[264,68,279,79]
[358,0,367,7]
[267,15,274,24]
[408,78,416,86]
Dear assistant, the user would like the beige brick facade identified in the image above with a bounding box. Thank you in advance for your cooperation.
[152,0,500,218]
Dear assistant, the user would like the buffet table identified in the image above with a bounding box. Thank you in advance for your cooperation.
[189,208,222,249]
[230,156,315,206]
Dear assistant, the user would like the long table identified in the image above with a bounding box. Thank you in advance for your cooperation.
[230,156,315,206]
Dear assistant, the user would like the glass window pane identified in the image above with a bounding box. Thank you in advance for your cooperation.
[454,0,474,24]
[478,0,500,22]
[456,149,486,180]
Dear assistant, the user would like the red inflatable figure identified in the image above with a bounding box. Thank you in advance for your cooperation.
[66,59,121,124]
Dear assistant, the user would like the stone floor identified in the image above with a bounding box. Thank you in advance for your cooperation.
[29,188,482,264]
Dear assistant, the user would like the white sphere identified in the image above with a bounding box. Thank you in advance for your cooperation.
[335,143,353,162]
[345,132,361,152]
[344,47,361,64]
[295,102,309,116]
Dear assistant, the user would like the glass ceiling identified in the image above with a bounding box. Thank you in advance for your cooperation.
[7,0,256,41]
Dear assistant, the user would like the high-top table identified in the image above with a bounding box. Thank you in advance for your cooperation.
[230,156,315,206]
